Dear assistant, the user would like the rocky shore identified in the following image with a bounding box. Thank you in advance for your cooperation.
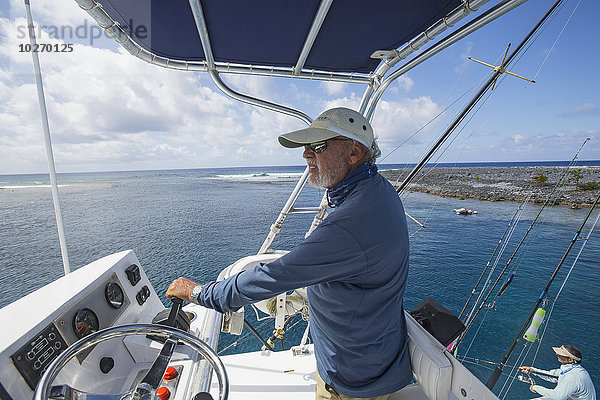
[379,166,600,207]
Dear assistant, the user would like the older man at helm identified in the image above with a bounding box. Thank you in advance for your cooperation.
[168,107,412,400]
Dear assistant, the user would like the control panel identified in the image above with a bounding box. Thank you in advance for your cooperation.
[9,273,131,389]
[53,273,129,361]
[10,324,69,389]
[0,252,167,400]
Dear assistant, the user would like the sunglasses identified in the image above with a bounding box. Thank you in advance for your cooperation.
[305,138,353,153]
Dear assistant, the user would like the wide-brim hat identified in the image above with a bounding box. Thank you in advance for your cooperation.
[552,345,582,361]
[278,107,374,149]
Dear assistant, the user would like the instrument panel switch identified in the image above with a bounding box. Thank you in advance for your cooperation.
[125,264,141,286]
[156,387,171,400]
[163,366,178,380]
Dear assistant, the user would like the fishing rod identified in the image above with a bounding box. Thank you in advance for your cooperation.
[454,136,590,350]
[487,190,600,389]
[454,144,587,353]
[394,0,562,195]
[460,356,557,378]
[458,204,523,321]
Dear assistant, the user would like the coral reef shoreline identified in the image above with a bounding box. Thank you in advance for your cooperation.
[379,166,600,207]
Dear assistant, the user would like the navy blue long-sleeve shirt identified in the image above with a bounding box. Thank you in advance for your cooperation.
[198,169,412,397]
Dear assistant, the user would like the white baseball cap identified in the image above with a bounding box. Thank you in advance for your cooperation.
[278,107,374,149]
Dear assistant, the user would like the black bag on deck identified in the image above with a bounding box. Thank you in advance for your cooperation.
[410,296,465,347]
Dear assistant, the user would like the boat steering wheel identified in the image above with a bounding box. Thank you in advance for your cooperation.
[34,299,229,400]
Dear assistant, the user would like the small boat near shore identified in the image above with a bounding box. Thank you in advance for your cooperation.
[454,207,479,215]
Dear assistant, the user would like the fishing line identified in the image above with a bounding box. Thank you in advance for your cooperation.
[459,355,529,372]
[461,208,530,354]
[400,85,496,198]
[400,41,520,200]
[398,80,494,236]
[380,76,486,167]
[530,208,600,365]
[499,343,534,399]
[457,139,590,349]
[384,69,492,187]
[460,202,527,330]
[460,299,493,360]
[533,0,581,80]
[456,188,562,348]
[490,142,590,305]
[406,134,475,238]
[403,102,493,238]
[488,189,600,388]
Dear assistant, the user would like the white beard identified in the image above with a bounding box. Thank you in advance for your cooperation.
[308,160,349,189]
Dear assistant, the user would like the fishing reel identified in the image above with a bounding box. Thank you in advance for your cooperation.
[517,373,535,385]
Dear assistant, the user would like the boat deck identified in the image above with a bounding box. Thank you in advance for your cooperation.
[212,345,430,400]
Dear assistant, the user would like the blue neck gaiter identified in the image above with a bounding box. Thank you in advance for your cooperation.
[327,162,378,208]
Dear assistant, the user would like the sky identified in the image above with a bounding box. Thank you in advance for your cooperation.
[0,0,598,174]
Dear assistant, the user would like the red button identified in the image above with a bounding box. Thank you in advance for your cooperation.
[164,366,178,380]
[156,387,170,400]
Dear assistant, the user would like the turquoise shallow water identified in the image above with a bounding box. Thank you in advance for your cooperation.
[1,165,598,398]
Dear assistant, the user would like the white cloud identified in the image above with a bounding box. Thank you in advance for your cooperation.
[373,97,442,144]
[9,0,90,28]
[511,134,525,145]
[321,94,361,111]
[2,12,291,172]
[562,103,599,118]
[450,41,474,76]
[320,81,347,96]
[387,76,414,94]
[3,0,596,172]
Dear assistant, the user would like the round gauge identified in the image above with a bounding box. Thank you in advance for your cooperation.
[72,308,99,339]
[105,282,124,309]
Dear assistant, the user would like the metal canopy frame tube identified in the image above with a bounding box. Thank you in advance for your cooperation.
[258,168,311,254]
[24,0,71,275]
[77,0,376,82]
[188,0,314,254]
[393,0,558,199]
[74,0,370,83]
[188,0,312,125]
[293,0,334,75]
[361,0,529,120]
[359,0,492,114]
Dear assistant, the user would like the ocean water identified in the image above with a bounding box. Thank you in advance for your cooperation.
[1,164,598,399]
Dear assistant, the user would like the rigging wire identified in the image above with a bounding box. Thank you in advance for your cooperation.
[533,0,581,80]
[499,342,535,399]
[458,202,526,320]
[457,188,529,334]
[487,190,600,388]
[530,208,600,365]
[455,165,579,351]
[378,80,481,168]
[455,138,589,352]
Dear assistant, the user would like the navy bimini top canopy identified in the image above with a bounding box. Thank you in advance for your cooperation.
[84,0,462,74]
